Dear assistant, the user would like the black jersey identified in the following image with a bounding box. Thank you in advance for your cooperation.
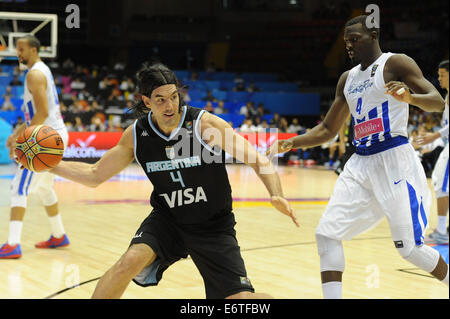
[133,105,233,225]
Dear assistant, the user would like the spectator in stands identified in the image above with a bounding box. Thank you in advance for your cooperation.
[287,118,304,134]
[253,117,265,133]
[13,116,24,129]
[278,117,289,133]
[261,119,270,132]
[202,90,217,102]
[9,75,23,86]
[48,58,59,70]
[240,101,257,119]
[246,82,260,93]
[107,88,123,104]
[68,99,84,114]
[62,58,75,70]
[89,116,106,132]
[98,76,110,90]
[239,118,256,133]
[234,73,244,85]
[114,60,126,71]
[1,95,15,111]
[233,82,246,92]
[92,100,104,111]
[77,88,92,102]
[71,77,86,91]
[239,102,249,116]
[204,101,215,113]
[119,76,130,91]
[108,115,123,132]
[2,86,12,99]
[72,116,85,132]
[181,87,191,104]
[256,103,268,117]
[269,112,281,128]
[0,67,8,76]
[190,71,199,81]
[214,100,227,114]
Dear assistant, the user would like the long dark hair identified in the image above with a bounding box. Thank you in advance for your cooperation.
[129,62,184,118]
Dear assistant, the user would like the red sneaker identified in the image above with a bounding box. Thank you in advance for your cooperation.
[35,234,70,248]
[0,243,22,259]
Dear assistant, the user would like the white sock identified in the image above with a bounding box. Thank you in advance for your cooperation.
[322,281,342,299]
[442,264,449,286]
[437,216,448,235]
[8,221,23,245]
[48,215,65,238]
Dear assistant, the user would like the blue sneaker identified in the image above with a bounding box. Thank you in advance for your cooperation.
[424,229,449,245]
[0,243,22,259]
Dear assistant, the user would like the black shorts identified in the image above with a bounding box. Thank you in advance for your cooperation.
[130,210,255,299]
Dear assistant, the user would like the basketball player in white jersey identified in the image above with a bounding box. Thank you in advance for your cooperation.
[0,35,69,259]
[268,15,449,298]
[417,60,449,244]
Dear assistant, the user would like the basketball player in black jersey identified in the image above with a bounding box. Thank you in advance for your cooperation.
[50,62,298,299]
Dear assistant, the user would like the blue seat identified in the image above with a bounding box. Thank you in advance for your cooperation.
[216,114,245,127]
[0,110,22,125]
[10,98,23,110]
[227,91,251,103]
[187,89,205,101]
[211,89,227,101]
[249,92,320,115]
[0,76,12,86]
[188,100,206,108]
[10,86,24,99]
[241,73,277,82]
[253,82,298,92]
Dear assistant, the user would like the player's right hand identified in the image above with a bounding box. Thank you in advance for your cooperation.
[266,139,294,159]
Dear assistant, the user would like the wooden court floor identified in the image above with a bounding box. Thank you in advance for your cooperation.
[0,162,448,299]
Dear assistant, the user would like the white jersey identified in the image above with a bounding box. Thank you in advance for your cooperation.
[439,95,448,142]
[22,61,65,130]
[344,52,409,155]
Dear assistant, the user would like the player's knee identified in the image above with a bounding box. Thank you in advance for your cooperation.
[395,240,440,273]
[316,233,345,272]
[38,188,58,206]
[116,244,156,277]
[10,194,28,208]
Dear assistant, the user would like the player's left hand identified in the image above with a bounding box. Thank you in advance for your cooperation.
[416,132,439,146]
[270,196,299,227]
[6,135,17,161]
[385,81,412,104]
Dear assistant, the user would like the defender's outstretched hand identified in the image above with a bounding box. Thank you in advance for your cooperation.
[270,196,299,227]
[266,139,294,159]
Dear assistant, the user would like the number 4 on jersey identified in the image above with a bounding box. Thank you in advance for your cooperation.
[170,171,185,188]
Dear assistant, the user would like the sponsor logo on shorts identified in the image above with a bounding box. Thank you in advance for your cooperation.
[394,240,404,248]
[133,232,143,239]
[240,276,252,287]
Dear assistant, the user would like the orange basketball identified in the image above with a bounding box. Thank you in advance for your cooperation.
[15,125,65,172]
